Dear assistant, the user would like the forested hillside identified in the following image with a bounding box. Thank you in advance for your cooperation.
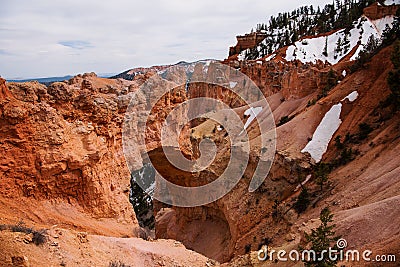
[242,0,394,60]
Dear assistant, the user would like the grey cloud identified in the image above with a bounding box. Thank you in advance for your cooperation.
[58,41,94,49]
[0,0,333,79]
[0,49,12,56]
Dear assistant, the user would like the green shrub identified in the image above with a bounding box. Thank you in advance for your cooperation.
[32,229,47,246]
[358,123,373,140]
[332,134,356,166]
[109,261,131,267]
[294,187,311,214]
[307,99,317,107]
[245,244,252,253]
[313,163,332,191]
[10,221,47,246]
[339,148,354,165]
[277,115,294,126]
[302,208,341,267]
[258,237,273,250]
[387,40,400,110]
[334,135,344,150]
[11,222,33,234]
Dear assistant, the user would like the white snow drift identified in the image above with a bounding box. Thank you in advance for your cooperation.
[243,107,263,130]
[301,104,343,162]
[240,15,395,64]
[342,91,359,102]
[285,16,394,64]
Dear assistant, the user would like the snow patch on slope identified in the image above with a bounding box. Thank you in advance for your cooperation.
[301,104,343,162]
[295,174,312,192]
[282,16,394,64]
[229,82,237,89]
[238,52,246,61]
[384,0,400,5]
[302,89,360,162]
[243,107,263,130]
[342,91,359,102]
[265,54,276,61]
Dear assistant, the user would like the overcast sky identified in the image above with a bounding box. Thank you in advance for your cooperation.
[0,0,332,79]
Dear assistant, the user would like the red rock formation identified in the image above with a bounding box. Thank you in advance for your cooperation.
[0,78,14,100]
[1,4,400,264]
[229,32,267,56]
[0,75,139,237]
[153,42,400,264]
[281,65,332,100]
[223,59,335,100]
[364,2,398,20]
[0,71,198,239]
[81,78,94,91]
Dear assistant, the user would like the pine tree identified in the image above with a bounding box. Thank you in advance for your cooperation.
[302,208,341,267]
[313,162,332,191]
[130,182,154,228]
[294,187,311,214]
[285,30,291,45]
[388,40,400,109]
[335,36,343,58]
[335,0,341,9]
[323,37,328,57]
[364,35,379,53]
[292,29,298,43]
[343,33,350,53]
[391,40,400,69]
[242,0,394,60]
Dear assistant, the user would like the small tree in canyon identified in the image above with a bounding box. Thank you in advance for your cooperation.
[302,207,341,267]
[313,163,332,191]
[294,187,311,214]
[388,40,400,109]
